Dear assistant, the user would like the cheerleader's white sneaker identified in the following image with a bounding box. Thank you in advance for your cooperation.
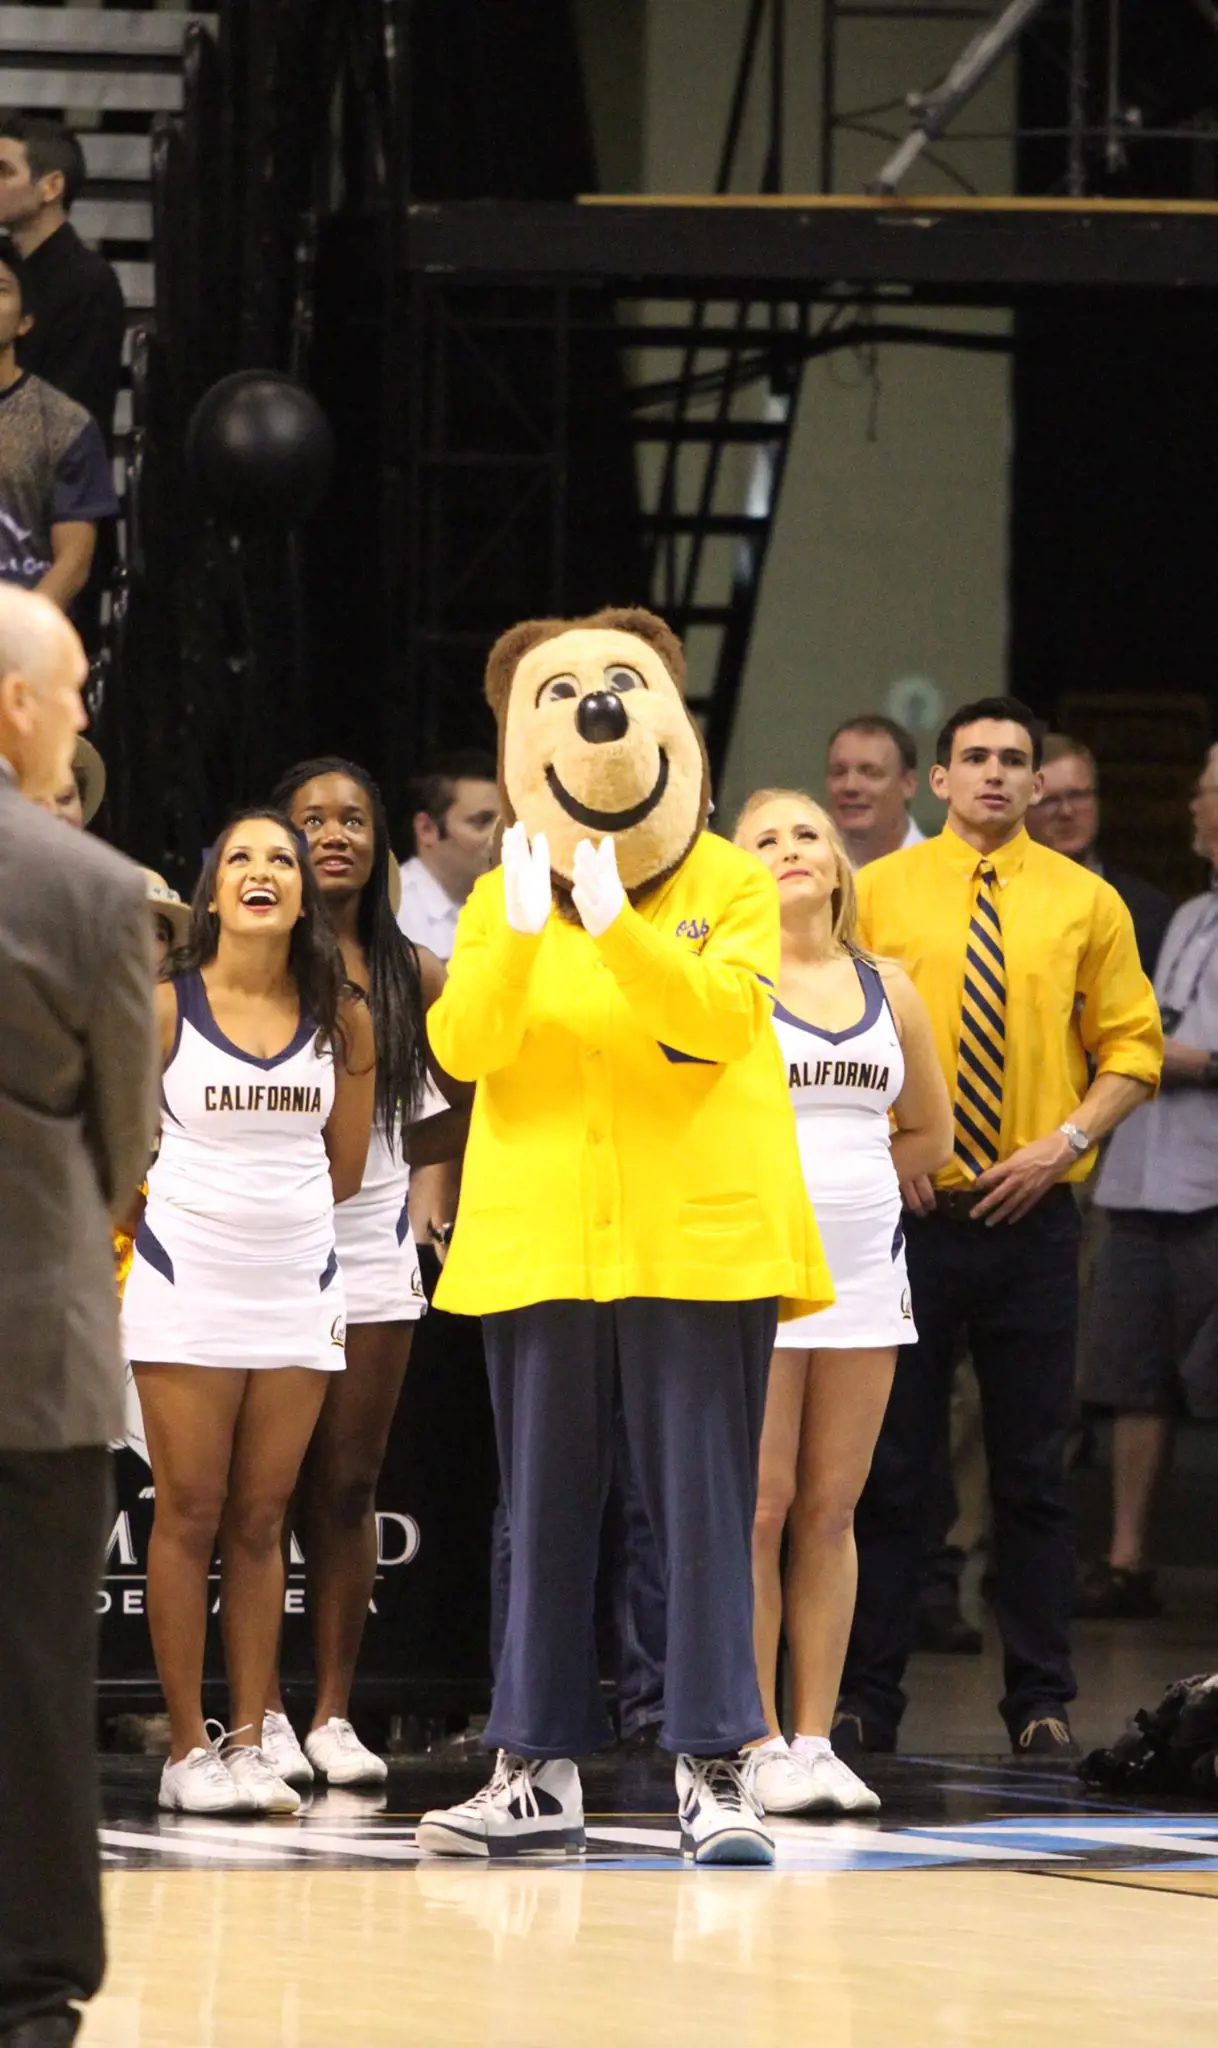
[416,1752,585,1859]
[158,1722,251,1815]
[789,1739,881,1815]
[748,1737,881,1817]
[675,1755,774,1865]
[304,1716,388,1787]
[261,1711,315,1788]
[746,1737,823,1816]
[224,1743,302,1814]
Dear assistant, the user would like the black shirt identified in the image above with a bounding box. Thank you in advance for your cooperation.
[16,222,127,444]
[1101,860,1175,980]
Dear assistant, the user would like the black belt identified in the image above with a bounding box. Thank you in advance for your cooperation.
[928,1183,1075,1224]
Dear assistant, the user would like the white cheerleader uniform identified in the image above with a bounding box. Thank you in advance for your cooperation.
[334,1116,426,1325]
[773,957,916,1350]
[121,971,347,1372]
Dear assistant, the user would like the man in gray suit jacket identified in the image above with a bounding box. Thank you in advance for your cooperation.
[0,586,158,2047]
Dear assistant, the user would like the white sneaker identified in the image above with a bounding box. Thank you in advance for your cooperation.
[676,1755,774,1866]
[304,1716,388,1788]
[748,1741,880,1817]
[158,1721,250,1815]
[224,1743,302,1814]
[746,1741,823,1816]
[262,1711,315,1788]
[416,1752,585,1859]
[790,1746,881,1816]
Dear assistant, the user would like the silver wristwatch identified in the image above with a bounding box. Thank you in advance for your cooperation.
[1058,1121,1092,1157]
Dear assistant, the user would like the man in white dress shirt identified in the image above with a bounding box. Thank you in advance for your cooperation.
[395,751,500,959]
[825,714,923,869]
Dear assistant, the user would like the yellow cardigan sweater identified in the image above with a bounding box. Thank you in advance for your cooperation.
[429,831,833,1321]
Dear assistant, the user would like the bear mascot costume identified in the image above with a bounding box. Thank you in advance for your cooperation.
[419,606,832,1865]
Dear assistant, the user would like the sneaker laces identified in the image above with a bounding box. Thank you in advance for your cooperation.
[1017,1716,1072,1750]
[194,1718,252,1763]
[233,1750,285,1787]
[457,1751,536,1819]
[686,1757,759,1816]
[172,1720,251,1780]
[323,1717,367,1755]
[221,1730,284,1785]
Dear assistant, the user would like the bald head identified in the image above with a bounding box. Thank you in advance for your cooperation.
[0,584,83,686]
[0,583,88,802]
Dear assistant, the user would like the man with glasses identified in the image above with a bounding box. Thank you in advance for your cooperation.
[1029,735,1172,975]
[1076,747,1218,1619]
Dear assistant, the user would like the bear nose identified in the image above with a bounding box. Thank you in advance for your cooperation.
[576,690,629,745]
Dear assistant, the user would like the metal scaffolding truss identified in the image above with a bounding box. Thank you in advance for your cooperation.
[820,0,1218,196]
[820,2,996,192]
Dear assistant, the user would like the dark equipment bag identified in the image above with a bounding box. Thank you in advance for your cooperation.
[1079,1672,1218,1799]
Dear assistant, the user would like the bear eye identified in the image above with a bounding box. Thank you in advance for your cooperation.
[605,664,644,695]
[538,674,578,706]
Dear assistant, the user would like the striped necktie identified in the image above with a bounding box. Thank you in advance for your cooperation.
[954,860,1006,1177]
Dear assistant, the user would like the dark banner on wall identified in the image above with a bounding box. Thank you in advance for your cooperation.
[98,1284,499,1719]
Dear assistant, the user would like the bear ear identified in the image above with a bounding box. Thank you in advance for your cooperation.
[583,607,687,697]
[484,617,571,724]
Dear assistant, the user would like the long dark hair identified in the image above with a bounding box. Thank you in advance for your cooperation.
[270,757,429,1141]
[175,807,349,1054]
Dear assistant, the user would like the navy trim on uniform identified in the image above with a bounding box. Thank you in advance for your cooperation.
[180,969,316,1070]
[395,1195,410,1245]
[165,975,186,1067]
[319,1247,339,1291]
[772,957,885,1046]
[658,1043,716,1065]
[134,1221,175,1286]
[158,980,184,1125]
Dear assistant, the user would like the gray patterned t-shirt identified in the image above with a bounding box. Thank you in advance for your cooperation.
[0,371,118,588]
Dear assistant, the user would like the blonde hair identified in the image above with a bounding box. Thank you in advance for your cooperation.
[734,787,860,954]
[1042,733,1098,779]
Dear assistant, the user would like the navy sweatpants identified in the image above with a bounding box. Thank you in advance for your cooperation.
[482,1297,776,1760]
[489,1402,668,1738]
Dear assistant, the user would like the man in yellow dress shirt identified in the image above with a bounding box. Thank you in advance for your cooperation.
[836,695,1161,1759]
[413,607,831,1865]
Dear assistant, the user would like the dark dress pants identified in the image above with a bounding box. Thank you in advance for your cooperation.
[842,1191,1080,1743]
[482,1298,774,1760]
[0,1447,112,2038]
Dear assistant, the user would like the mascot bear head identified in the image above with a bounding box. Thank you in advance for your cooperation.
[484,606,710,899]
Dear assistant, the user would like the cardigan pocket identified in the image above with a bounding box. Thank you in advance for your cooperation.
[678,1193,765,1237]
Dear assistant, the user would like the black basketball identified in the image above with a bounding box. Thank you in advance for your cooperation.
[186,371,334,529]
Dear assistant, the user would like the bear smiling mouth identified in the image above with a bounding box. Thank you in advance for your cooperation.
[545,751,670,833]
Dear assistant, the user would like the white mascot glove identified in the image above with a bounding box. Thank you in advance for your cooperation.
[572,835,626,939]
[501,821,552,934]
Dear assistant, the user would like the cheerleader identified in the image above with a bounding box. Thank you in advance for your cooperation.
[262,758,465,1790]
[734,790,951,1816]
[122,809,375,1815]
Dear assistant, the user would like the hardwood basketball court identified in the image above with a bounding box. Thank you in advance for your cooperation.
[80,1742,1218,2047]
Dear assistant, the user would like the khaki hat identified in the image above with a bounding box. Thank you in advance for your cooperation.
[142,869,191,946]
[73,736,106,825]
